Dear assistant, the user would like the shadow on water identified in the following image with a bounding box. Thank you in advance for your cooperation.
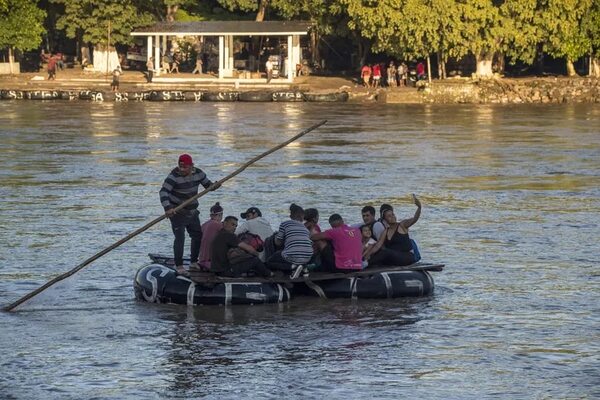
[149,297,432,397]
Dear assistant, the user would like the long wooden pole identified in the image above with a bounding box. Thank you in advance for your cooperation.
[3,120,328,312]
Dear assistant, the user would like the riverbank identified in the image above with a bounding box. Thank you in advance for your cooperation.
[1,68,599,103]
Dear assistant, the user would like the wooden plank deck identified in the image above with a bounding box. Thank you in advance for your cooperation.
[188,262,444,284]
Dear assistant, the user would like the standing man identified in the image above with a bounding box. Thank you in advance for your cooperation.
[146,57,154,83]
[111,66,121,92]
[47,55,57,80]
[361,63,372,88]
[265,58,274,83]
[192,56,203,74]
[159,154,220,275]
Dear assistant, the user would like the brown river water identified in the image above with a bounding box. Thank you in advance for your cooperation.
[0,101,599,399]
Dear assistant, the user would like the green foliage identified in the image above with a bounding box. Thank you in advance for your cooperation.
[0,0,46,51]
[583,0,600,56]
[218,0,259,13]
[500,0,539,64]
[538,0,592,61]
[53,0,154,46]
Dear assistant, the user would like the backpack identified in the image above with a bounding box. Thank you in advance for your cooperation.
[237,232,264,252]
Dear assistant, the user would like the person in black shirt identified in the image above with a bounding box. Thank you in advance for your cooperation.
[211,216,272,277]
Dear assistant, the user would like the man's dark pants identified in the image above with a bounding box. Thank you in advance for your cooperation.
[170,209,202,267]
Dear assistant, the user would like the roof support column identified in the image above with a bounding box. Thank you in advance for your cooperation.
[161,35,168,74]
[293,35,300,78]
[218,35,224,79]
[154,35,161,76]
[227,35,234,73]
[287,35,293,82]
[146,36,152,63]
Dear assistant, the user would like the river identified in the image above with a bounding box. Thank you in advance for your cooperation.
[0,101,598,399]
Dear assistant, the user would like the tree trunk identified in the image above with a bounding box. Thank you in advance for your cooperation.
[255,0,268,21]
[8,46,14,74]
[310,29,320,65]
[357,36,370,69]
[475,51,494,78]
[427,55,432,83]
[566,59,577,76]
[534,43,544,76]
[494,52,505,75]
[590,56,600,77]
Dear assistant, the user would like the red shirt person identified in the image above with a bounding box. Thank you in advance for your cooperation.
[310,214,363,272]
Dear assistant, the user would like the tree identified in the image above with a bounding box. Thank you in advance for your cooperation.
[218,0,270,21]
[0,0,46,73]
[537,0,593,76]
[500,0,541,71]
[54,0,154,46]
[453,0,503,77]
[582,0,600,76]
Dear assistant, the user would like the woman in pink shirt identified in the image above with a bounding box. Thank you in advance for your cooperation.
[197,202,224,270]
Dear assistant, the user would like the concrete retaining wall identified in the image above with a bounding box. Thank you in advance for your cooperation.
[0,63,20,75]
[421,78,600,104]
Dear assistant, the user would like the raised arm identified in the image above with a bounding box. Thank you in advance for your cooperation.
[400,195,421,229]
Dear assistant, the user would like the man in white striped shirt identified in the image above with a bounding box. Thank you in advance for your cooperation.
[267,203,313,272]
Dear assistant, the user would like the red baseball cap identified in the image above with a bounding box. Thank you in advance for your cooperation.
[178,154,193,166]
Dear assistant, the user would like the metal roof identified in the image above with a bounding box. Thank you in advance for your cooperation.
[131,21,311,36]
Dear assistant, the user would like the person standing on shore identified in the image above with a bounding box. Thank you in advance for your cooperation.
[146,57,154,83]
[192,56,203,74]
[111,66,121,92]
[47,55,57,80]
[372,63,382,88]
[159,154,220,275]
[361,64,372,88]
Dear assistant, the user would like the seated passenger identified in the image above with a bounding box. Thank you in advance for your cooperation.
[351,205,377,235]
[360,224,377,260]
[371,203,392,240]
[304,208,327,253]
[365,195,422,266]
[235,206,274,261]
[267,203,313,272]
[198,202,224,270]
[210,216,272,277]
[310,214,362,272]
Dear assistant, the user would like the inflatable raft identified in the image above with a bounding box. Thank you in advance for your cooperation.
[134,254,442,306]
[134,263,291,305]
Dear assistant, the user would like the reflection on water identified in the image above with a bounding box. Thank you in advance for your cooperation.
[0,102,598,399]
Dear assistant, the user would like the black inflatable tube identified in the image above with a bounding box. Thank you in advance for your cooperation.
[272,91,305,102]
[148,90,187,101]
[292,270,434,299]
[134,264,291,305]
[238,91,273,102]
[25,90,60,100]
[202,91,240,102]
[303,92,349,102]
